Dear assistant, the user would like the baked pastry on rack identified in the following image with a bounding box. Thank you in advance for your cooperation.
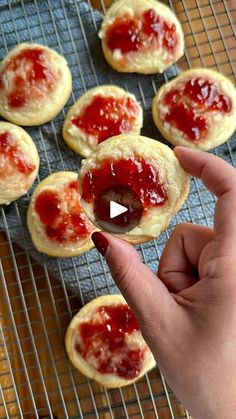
[78,134,189,244]
[99,0,184,74]
[152,68,236,150]
[0,122,39,205]
[65,294,156,388]
[63,85,143,157]
[0,43,72,126]
[27,172,97,257]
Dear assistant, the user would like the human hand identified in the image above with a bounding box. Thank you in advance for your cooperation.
[92,147,236,419]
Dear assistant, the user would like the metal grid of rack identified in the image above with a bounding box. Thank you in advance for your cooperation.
[0,0,235,418]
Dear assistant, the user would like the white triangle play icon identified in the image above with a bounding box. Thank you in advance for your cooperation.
[110,201,128,219]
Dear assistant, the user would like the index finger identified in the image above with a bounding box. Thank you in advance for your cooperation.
[174,146,236,242]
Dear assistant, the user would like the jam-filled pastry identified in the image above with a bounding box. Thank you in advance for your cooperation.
[63,85,143,157]
[78,134,189,244]
[0,43,72,126]
[27,172,97,257]
[0,122,39,205]
[152,69,236,151]
[99,0,184,74]
[65,294,156,388]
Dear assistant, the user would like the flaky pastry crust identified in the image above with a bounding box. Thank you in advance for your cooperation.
[99,0,184,74]
[62,85,143,157]
[78,134,190,244]
[0,43,72,126]
[65,294,156,388]
[152,68,236,151]
[27,171,96,257]
[0,122,39,205]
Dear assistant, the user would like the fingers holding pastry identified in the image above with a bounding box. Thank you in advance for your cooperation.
[78,134,189,243]
[175,147,236,246]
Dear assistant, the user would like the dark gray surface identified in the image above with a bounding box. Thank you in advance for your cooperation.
[0,0,235,302]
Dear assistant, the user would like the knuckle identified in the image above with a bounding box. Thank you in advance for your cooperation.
[172,222,191,236]
[203,255,231,279]
[158,262,168,279]
[202,256,236,300]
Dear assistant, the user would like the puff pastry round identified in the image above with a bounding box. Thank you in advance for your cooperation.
[78,134,189,244]
[0,43,72,126]
[27,172,97,257]
[65,294,156,388]
[0,122,39,205]
[152,68,236,151]
[99,0,184,74]
[63,85,143,157]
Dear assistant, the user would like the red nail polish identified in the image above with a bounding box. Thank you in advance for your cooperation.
[92,232,109,256]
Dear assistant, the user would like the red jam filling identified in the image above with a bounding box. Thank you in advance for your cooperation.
[184,79,232,112]
[35,180,90,244]
[82,157,167,206]
[72,95,140,144]
[75,304,144,379]
[0,131,35,177]
[0,47,57,108]
[163,78,232,141]
[105,9,177,54]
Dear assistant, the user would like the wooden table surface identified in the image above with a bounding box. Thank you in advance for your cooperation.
[0,0,235,417]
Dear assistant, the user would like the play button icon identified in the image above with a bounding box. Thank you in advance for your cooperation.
[110,201,128,219]
[94,185,143,234]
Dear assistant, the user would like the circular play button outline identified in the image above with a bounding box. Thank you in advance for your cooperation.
[110,201,128,219]
[93,185,143,234]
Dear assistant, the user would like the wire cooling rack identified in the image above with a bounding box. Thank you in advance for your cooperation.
[0,0,235,418]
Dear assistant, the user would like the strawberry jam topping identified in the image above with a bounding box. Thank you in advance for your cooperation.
[75,304,145,379]
[35,180,90,244]
[72,95,140,144]
[82,157,167,232]
[184,78,232,112]
[165,100,208,141]
[0,47,57,109]
[163,78,232,141]
[105,9,177,54]
[0,131,35,177]
[81,157,167,207]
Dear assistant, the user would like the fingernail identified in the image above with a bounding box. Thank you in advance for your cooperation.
[92,232,109,256]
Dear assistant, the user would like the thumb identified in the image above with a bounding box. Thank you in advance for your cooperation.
[92,232,177,339]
